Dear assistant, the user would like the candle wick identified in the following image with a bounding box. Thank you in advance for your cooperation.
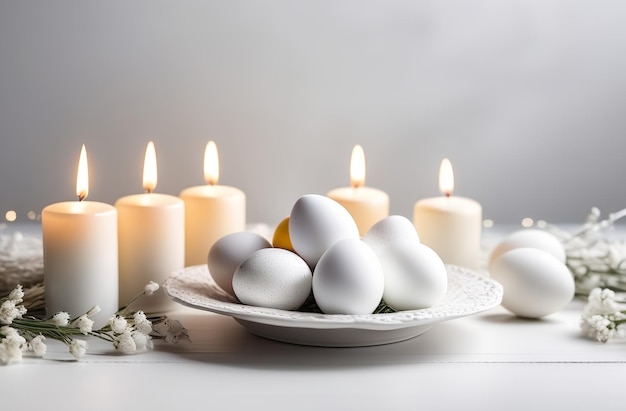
[78,194,86,202]
[146,188,153,194]
[445,192,451,198]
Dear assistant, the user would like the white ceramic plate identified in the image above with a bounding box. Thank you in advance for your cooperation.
[164,264,502,347]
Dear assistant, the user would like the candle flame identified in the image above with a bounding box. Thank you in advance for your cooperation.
[439,158,454,197]
[204,141,219,185]
[350,144,366,188]
[76,145,89,201]
[143,141,157,193]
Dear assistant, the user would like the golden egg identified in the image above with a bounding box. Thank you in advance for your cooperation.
[272,217,294,251]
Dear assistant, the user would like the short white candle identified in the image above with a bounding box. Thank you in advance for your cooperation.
[42,145,118,328]
[179,141,245,266]
[327,145,389,236]
[116,142,184,313]
[413,158,482,269]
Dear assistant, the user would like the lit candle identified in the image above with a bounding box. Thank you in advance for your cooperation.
[42,145,118,328]
[179,141,246,266]
[115,142,184,313]
[327,145,389,236]
[412,158,482,269]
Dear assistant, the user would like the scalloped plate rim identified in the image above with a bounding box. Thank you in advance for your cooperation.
[164,264,503,333]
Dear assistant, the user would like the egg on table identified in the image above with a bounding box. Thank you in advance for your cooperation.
[232,248,312,310]
[312,238,384,315]
[490,247,575,318]
[207,231,272,296]
[289,194,359,268]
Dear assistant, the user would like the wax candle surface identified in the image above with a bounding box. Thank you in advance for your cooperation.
[116,141,184,313]
[42,146,118,328]
[327,145,389,236]
[180,141,245,266]
[413,159,482,269]
[116,194,183,312]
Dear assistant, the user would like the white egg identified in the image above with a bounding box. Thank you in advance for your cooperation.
[378,242,447,311]
[289,194,360,267]
[232,248,312,310]
[489,229,566,270]
[207,231,272,296]
[312,238,384,315]
[490,247,575,318]
[362,215,420,256]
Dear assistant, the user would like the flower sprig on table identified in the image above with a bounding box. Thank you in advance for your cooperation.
[580,287,626,343]
[539,207,626,297]
[0,281,189,365]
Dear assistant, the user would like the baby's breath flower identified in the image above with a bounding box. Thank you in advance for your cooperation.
[133,311,152,335]
[0,327,26,364]
[144,281,160,295]
[152,318,191,344]
[29,335,47,357]
[0,301,15,325]
[50,312,70,327]
[544,207,626,296]
[583,288,621,317]
[72,314,94,335]
[131,330,150,351]
[0,343,20,364]
[1,282,187,365]
[7,285,24,303]
[134,310,147,323]
[0,300,26,325]
[580,287,626,343]
[114,331,136,354]
[586,315,614,342]
[69,339,87,358]
[109,315,129,334]
[0,325,18,338]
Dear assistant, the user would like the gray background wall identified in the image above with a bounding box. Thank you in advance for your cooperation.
[1,0,625,226]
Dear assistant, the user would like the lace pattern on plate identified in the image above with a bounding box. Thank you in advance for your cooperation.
[164,264,503,331]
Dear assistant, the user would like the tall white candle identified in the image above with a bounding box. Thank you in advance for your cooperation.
[116,142,184,313]
[42,145,118,328]
[413,158,482,269]
[179,141,245,266]
[327,145,389,236]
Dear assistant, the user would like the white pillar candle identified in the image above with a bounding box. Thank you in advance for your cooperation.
[327,145,389,236]
[116,142,184,313]
[179,141,245,266]
[413,158,482,269]
[42,145,118,328]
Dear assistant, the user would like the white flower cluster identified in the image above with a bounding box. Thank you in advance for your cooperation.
[0,281,189,365]
[144,281,160,295]
[580,288,626,343]
[0,284,26,325]
[0,326,27,364]
[107,311,154,354]
[0,285,48,364]
[541,207,626,296]
[152,318,190,344]
[566,239,626,294]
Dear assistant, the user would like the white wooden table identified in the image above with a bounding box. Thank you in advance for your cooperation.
[3,223,625,411]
